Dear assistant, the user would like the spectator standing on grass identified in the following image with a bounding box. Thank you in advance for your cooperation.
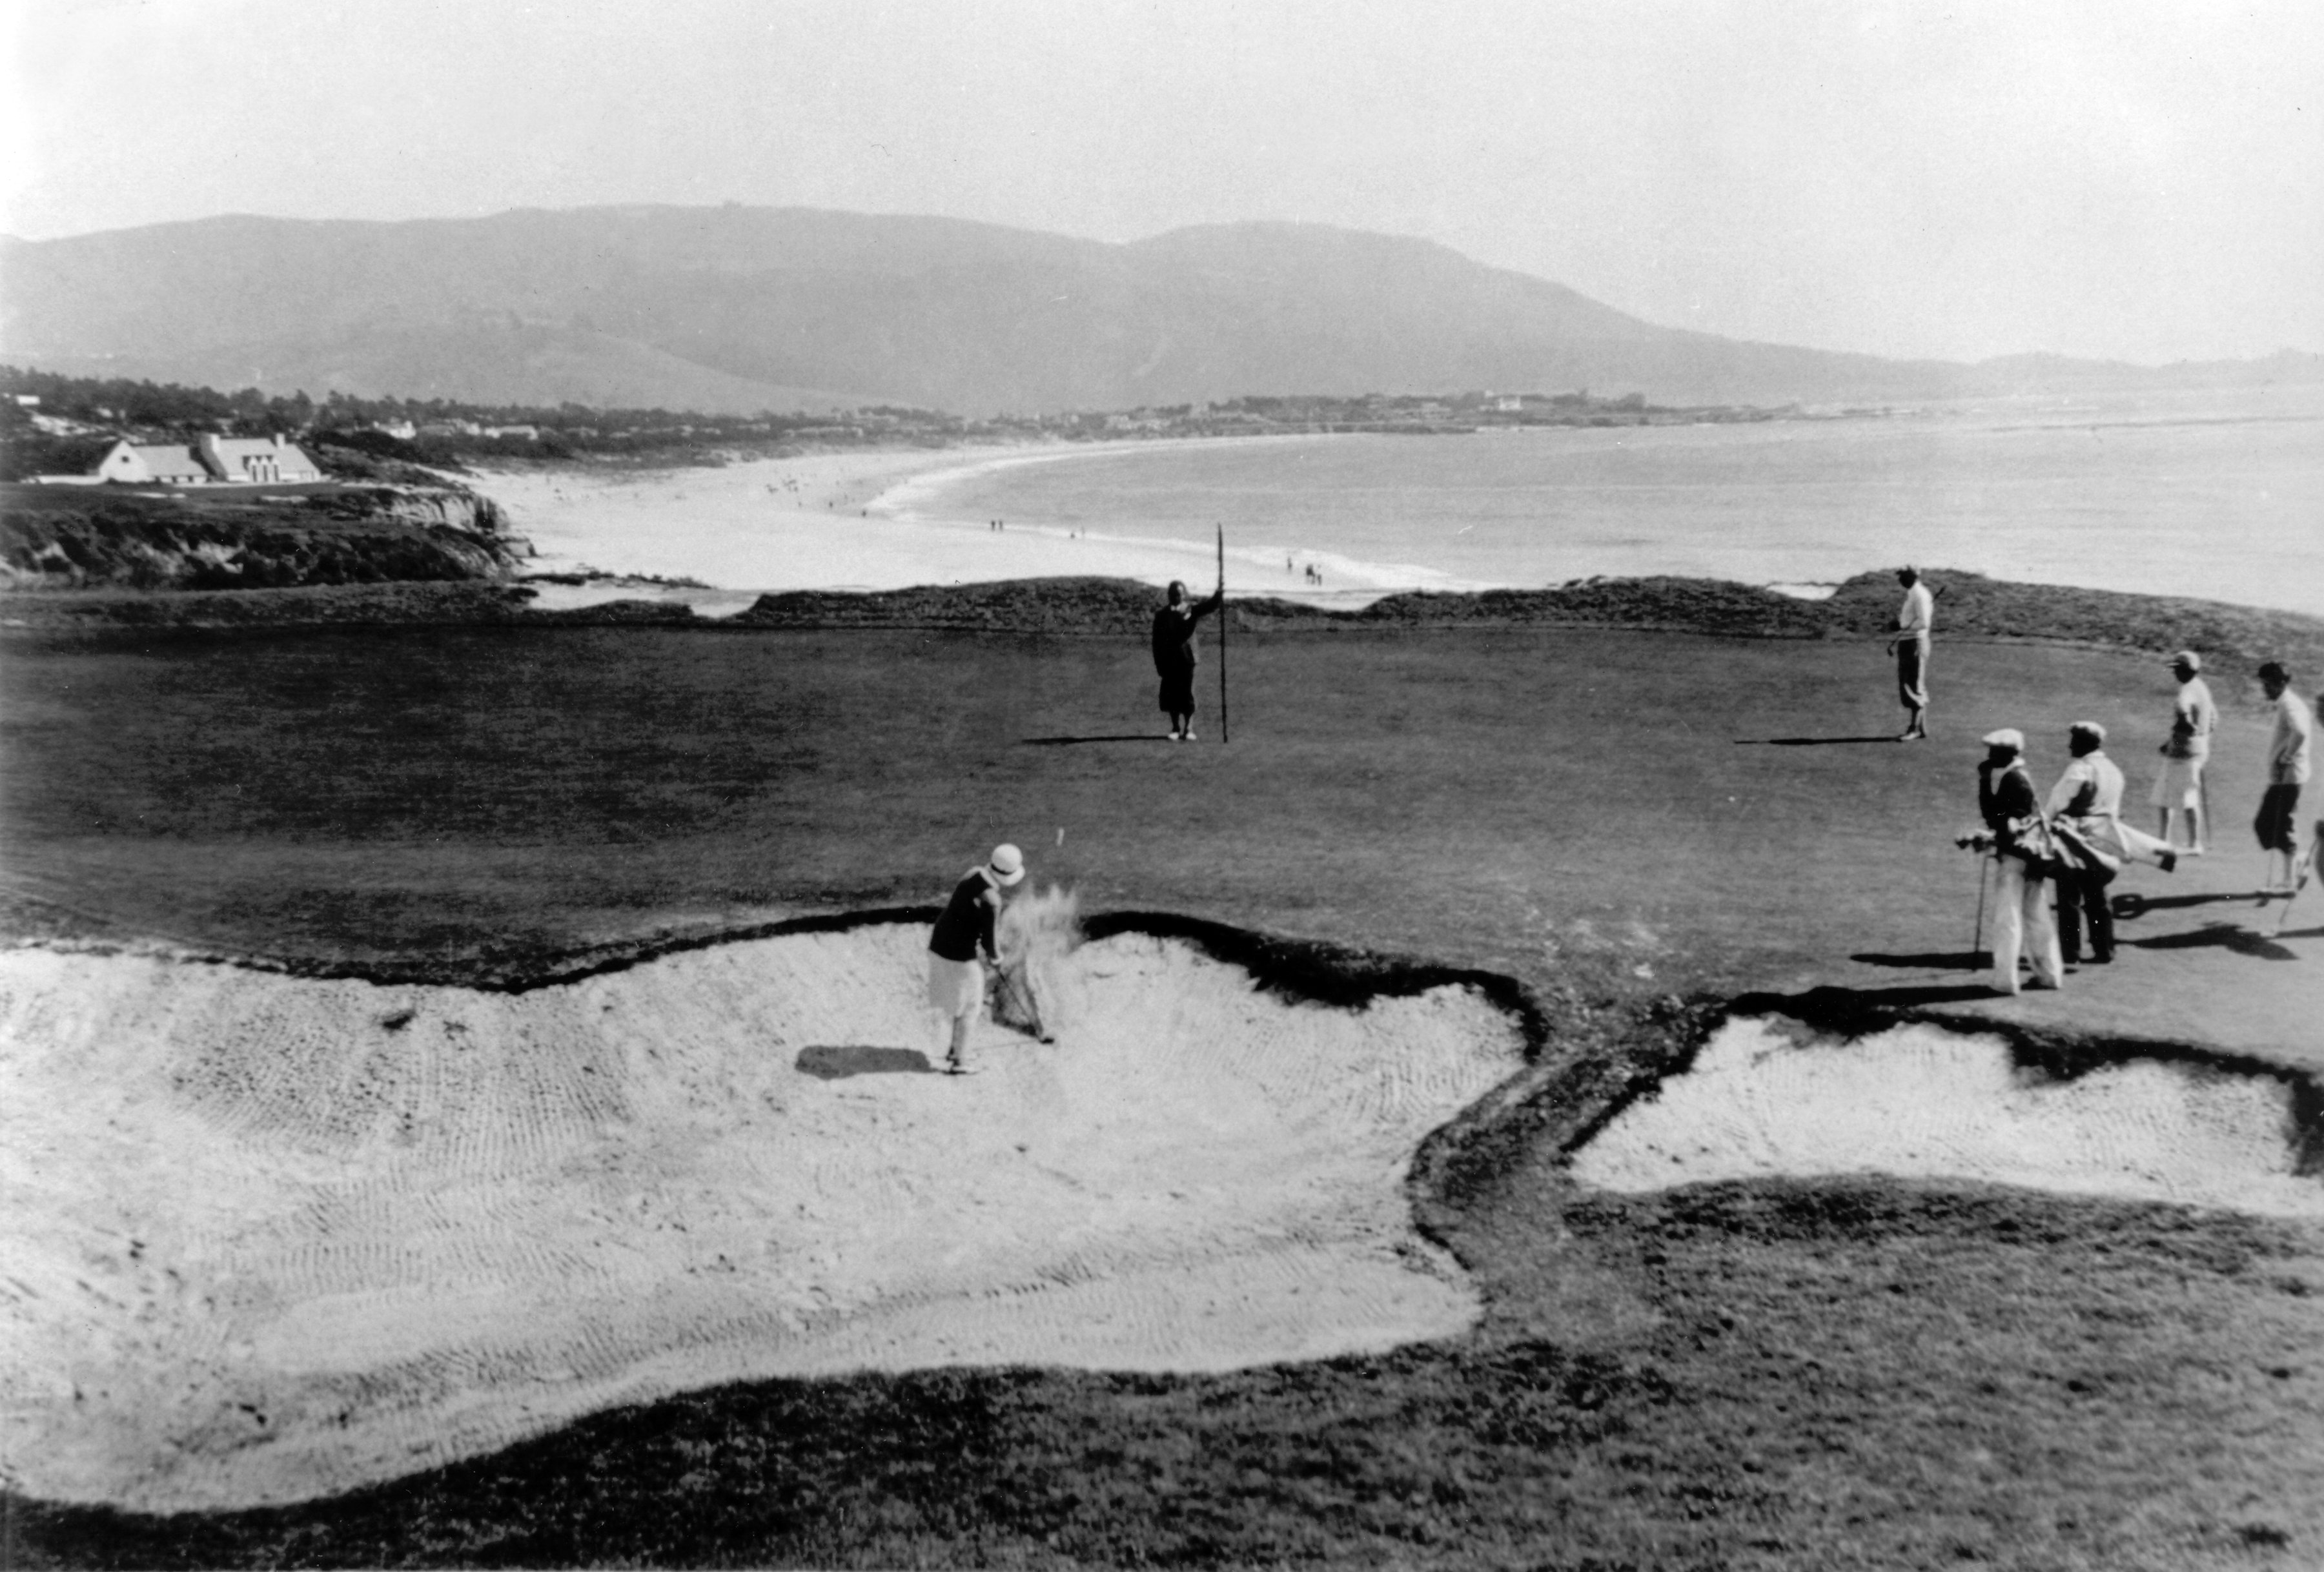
[1979,728,2064,995]
[1152,578,1223,742]
[2152,650,2216,853]
[2045,722,2126,966]
[926,843,1025,1075]
[1886,567,1933,742]
[2255,662,2312,895]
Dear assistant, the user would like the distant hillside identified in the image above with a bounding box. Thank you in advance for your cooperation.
[5,207,2318,415]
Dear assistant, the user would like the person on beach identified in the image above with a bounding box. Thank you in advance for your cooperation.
[926,843,1026,1075]
[2044,722,2126,966]
[1152,578,1223,741]
[1886,566,1933,741]
[1978,728,2065,995]
[2152,650,2216,853]
[2255,662,2312,895]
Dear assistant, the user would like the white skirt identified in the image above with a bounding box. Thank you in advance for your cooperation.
[2149,754,2205,809]
[926,954,984,1018]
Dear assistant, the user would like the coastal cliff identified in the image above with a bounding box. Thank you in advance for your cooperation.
[0,482,525,591]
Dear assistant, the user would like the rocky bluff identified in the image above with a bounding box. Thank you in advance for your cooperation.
[0,482,527,591]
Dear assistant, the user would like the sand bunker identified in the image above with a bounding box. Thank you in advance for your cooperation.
[0,926,1522,1511]
[1573,1017,2324,1218]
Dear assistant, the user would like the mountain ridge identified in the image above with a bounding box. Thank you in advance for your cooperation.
[4,207,2316,415]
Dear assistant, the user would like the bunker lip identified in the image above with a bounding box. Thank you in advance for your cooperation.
[0,916,1533,1511]
[5,906,1565,1026]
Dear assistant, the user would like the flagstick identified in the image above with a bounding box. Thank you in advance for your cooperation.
[1217,524,1229,744]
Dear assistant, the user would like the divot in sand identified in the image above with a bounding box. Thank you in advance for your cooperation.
[1572,1017,2324,1218]
[0,925,1523,1511]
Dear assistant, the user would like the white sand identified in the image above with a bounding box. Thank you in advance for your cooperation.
[480,440,1432,607]
[0,928,1522,1510]
[1571,1017,2324,1218]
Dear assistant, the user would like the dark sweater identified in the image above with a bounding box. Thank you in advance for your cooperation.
[1150,589,1223,677]
[1979,760,2039,852]
[928,870,1001,962]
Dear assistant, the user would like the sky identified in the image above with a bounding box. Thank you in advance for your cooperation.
[1,0,2318,366]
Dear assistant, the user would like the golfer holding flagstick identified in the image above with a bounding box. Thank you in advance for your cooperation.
[1151,541,1226,742]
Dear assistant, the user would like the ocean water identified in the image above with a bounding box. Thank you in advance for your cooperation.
[900,386,2324,617]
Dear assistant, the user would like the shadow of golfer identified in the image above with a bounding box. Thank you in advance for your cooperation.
[1022,734,1175,747]
[1729,982,2003,1023]
[1733,735,1905,747]
[2108,889,2267,920]
[1850,950,1986,971]
[2123,923,2298,963]
[795,1045,939,1079]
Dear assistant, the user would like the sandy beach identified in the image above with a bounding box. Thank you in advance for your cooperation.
[482,440,1438,614]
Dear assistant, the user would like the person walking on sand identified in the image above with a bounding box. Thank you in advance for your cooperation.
[1886,566,1933,741]
[2152,650,2217,853]
[2255,662,2312,896]
[1152,578,1223,741]
[926,843,1025,1075]
[1979,728,2064,995]
[2044,722,2128,966]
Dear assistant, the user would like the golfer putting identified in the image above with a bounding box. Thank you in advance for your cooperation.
[926,842,1026,1074]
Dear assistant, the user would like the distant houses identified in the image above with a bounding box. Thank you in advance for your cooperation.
[49,433,327,487]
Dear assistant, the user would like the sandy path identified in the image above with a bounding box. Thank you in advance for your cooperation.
[0,928,1522,1511]
[1571,1017,2324,1218]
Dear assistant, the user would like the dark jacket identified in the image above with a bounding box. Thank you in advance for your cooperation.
[1151,589,1223,677]
[929,870,1002,963]
[1979,760,2041,857]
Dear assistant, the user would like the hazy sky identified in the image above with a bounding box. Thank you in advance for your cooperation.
[3,0,2318,365]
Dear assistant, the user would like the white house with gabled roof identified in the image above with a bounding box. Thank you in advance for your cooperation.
[196,433,325,484]
[93,441,211,485]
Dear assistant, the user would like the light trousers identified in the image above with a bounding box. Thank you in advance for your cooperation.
[1989,855,2064,993]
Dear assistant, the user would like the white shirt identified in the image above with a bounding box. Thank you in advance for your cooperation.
[2166,677,2217,761]
[2268,688,2314,786]
[2047,751,2125,821]
[1895,582,1933,639]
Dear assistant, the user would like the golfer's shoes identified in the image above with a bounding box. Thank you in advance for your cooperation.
[1181,729,1197,741]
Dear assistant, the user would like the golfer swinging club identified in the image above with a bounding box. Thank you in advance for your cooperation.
[926,842,1025,1075]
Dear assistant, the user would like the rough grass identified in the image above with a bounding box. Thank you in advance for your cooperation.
[3,595,2321,1567]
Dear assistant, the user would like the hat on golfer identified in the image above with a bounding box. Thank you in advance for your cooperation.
[1981,728,2024,751]
[2166,650,2201,671]
[2069,720,2105,745]
[987,844,1025,886]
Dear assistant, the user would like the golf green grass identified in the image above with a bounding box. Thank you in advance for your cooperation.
[3,603,2320,1568]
